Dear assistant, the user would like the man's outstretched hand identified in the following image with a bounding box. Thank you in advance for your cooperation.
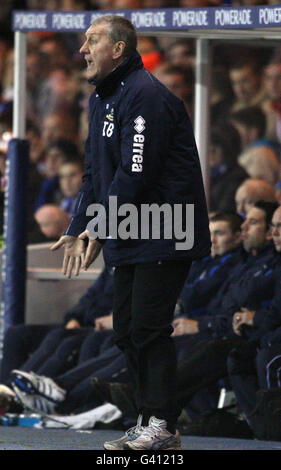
[78,231,102,271]
[50,233,102,278]
[51,235,86,278]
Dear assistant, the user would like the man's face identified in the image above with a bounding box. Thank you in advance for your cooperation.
[79,22,116,83]
[35,212,60,239]
[45,148,66,178]
[210,221,241,257]
[231,120,258,149]
[159,73,190,101]
[271,207,281,253]
[263,63,281,102]
[235,185,256,217]
[168,44,194,69]
[58,163,83,198]
[209,143,223,168]
[42,115,65,144]
[241,206,270,252]
[229,66,260,104]
[42,114,76,145]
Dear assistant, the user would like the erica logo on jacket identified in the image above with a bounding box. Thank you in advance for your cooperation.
[132,116,146,173]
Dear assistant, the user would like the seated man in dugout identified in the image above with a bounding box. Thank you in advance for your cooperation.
[83,202,281,436]
[173,212,243,360]
[8,202,281,431]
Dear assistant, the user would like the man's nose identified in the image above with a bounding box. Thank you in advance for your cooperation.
[79,40,88,55]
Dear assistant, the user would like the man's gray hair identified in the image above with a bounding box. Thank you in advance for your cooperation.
[91,15,137,57]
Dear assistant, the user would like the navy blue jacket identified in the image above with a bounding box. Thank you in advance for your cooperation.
[63,266,114,327]
[197,244,281,339]
[65,52,211,266]
[249,267,281,347]
[179,247,242,318]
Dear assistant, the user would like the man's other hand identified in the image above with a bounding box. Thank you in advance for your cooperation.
[95,313,113,331]
[65,319,81,329]
[172,318,199,336]
[78,231,102,271]
[50,235,86,278]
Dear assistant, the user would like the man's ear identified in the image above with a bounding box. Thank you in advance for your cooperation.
[113,41,126,60]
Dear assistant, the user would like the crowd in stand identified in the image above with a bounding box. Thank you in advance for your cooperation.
[0,1,280,242]
[0,0,281,440]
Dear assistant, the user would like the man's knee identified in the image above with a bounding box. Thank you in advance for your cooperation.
[39,327,67,350]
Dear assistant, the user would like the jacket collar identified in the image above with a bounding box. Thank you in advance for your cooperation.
[91,51,143,98]
[249,241,275,259]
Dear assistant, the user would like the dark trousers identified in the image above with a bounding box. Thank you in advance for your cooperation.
[227,343,281,418]
[112,259,192,430]
[56,342,127,414]
[1,324,93,384]
[256,345,281,390]
[1,324,58,383]
[176,336,245,410]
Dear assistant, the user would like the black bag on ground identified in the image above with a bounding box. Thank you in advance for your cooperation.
[249,388,281,441]
[178,406,253,439]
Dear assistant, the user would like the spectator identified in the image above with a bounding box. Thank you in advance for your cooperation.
[41,111,80,147]
[34,205,70,240]
[230,106,281,163]
[238,145,280,187]
[209,123,248,213]
[229,55,266,113]
[235,178,277,219]
[166,39,195,70]
[37,65,82,123]
[210,65,234,126]
[26,50,50,124]
[154,64,194,117]
[39,35,72,69]
[35,139,82,211]
[58,158,84,216]
[0,37,12,84]
[261,48,281,143]
[137,36,163,73]
[113,0,143,9]
[0,124,46,243]
[231,106,267,151]
[26,120,45,167]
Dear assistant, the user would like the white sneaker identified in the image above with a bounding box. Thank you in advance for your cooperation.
[12,384,58,415]
[124,416,182,450]
[104,414,144,450]
[10,370,66,405]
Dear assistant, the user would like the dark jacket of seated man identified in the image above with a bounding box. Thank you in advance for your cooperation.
[173,202,281,341]
[177,212,243,319]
